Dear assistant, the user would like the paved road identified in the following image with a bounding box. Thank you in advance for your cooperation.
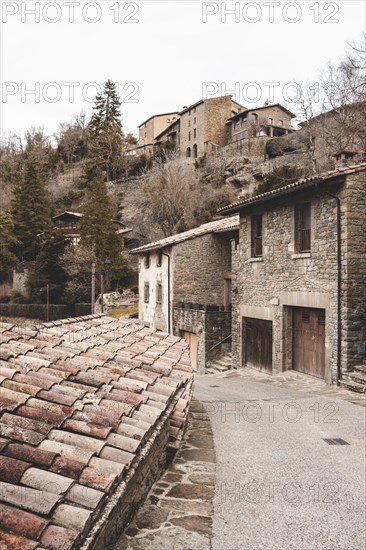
[194,373,366,550]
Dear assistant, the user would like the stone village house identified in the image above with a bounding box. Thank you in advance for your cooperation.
[219,161,366,388]
[133,162,366,389]
[131,217,239,373]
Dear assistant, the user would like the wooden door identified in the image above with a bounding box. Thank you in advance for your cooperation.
[293,308,325,379]
[244,318,273,373]
[181,331,198,371]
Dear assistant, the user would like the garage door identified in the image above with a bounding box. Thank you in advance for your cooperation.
[293,308,325,379]
[244,318,273,373]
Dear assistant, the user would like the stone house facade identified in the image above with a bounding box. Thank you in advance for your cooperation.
[154,96,245,158]
[219,162,366,385]
[227,104,295,145]
[136,112,180,155]
[132,217,239,373]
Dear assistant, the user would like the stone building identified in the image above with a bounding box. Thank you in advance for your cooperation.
[136,112,180,155]
[219,162,366,386]
[227,103,295,145]
[132,216,239,373]
[154,96,245,158]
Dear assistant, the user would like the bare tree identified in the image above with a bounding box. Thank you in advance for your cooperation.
[142,153,200,237]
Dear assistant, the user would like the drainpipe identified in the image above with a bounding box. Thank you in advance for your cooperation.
[321,188,342,386]
[162,252,171,333]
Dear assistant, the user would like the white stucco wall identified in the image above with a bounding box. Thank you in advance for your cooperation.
[138,250,171,332]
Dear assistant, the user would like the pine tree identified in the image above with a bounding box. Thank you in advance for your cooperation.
[87,80,125,181]
[0,212,18,282]
[79,172,131,287]
[27,230,69,303]
[11,153,52,261]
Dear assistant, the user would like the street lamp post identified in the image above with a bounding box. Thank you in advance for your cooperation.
[77,259,111,315]
[91,262,96,314]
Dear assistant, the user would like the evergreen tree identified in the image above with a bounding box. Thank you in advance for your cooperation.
[87,80,125,181]
[27,230,69,303]
[11,153,52,261]
[79,173,131,287]
[0,212,18,282]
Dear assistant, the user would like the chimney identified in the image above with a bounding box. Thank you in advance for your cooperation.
[333,150,358,167]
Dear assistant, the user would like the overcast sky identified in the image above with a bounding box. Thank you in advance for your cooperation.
[1,0,365,139]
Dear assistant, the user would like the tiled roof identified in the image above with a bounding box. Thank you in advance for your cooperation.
[0,315,193,549]
[219,162,366,215]
[131,216,240,254]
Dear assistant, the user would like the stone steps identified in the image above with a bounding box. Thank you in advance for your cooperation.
[340,379,365,394]
[206,354,233,374]
[352,364,366,374]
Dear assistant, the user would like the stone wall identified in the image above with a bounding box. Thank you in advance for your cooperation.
[173,307,232,373]
[342,172,366,365]
[173,234,231,306]
[232,170,366,383]
[12,269,28,293]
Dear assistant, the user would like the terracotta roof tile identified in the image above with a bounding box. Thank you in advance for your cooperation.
[106,433,140,453]
[48,430,105,454]
[99,445,134,466]
[62,419,112,439]
[0,317,193,547]
[40,524,79,550]
[0,503,48,540]
[131,215,239,254]
[0,455,31,483]
[0,387,30,412]
[52,503,92,533]
[50,456,85,479]
[116,422,146,441]
[38,440,95,464]
[88,456,125,477]
[78,467,117,493]
[65,483,104,510]
[0,422,46,445]
[1,413,52,435]
[4,443,57,467]
[219,161,366,214]
[20,467,74,495]
[0,529,39,549]
[0,481,61,515]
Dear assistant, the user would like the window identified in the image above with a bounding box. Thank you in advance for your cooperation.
[193,144,198,158]
[295,203,311,252]
[157,251,162,267]
[186,147,191,158]
[144,253,151,268]
[235,120,241,130]
[144,283,150,303]
[156,282,163,304]
[193,128,196,139]
[188,131,191,141]
[268,117,273,125]
[194,117,196,124]
[188,120,191,127]
[251,214,263,257]
[279,120,283,126]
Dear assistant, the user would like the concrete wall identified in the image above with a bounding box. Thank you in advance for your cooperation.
[232,170,366,383]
